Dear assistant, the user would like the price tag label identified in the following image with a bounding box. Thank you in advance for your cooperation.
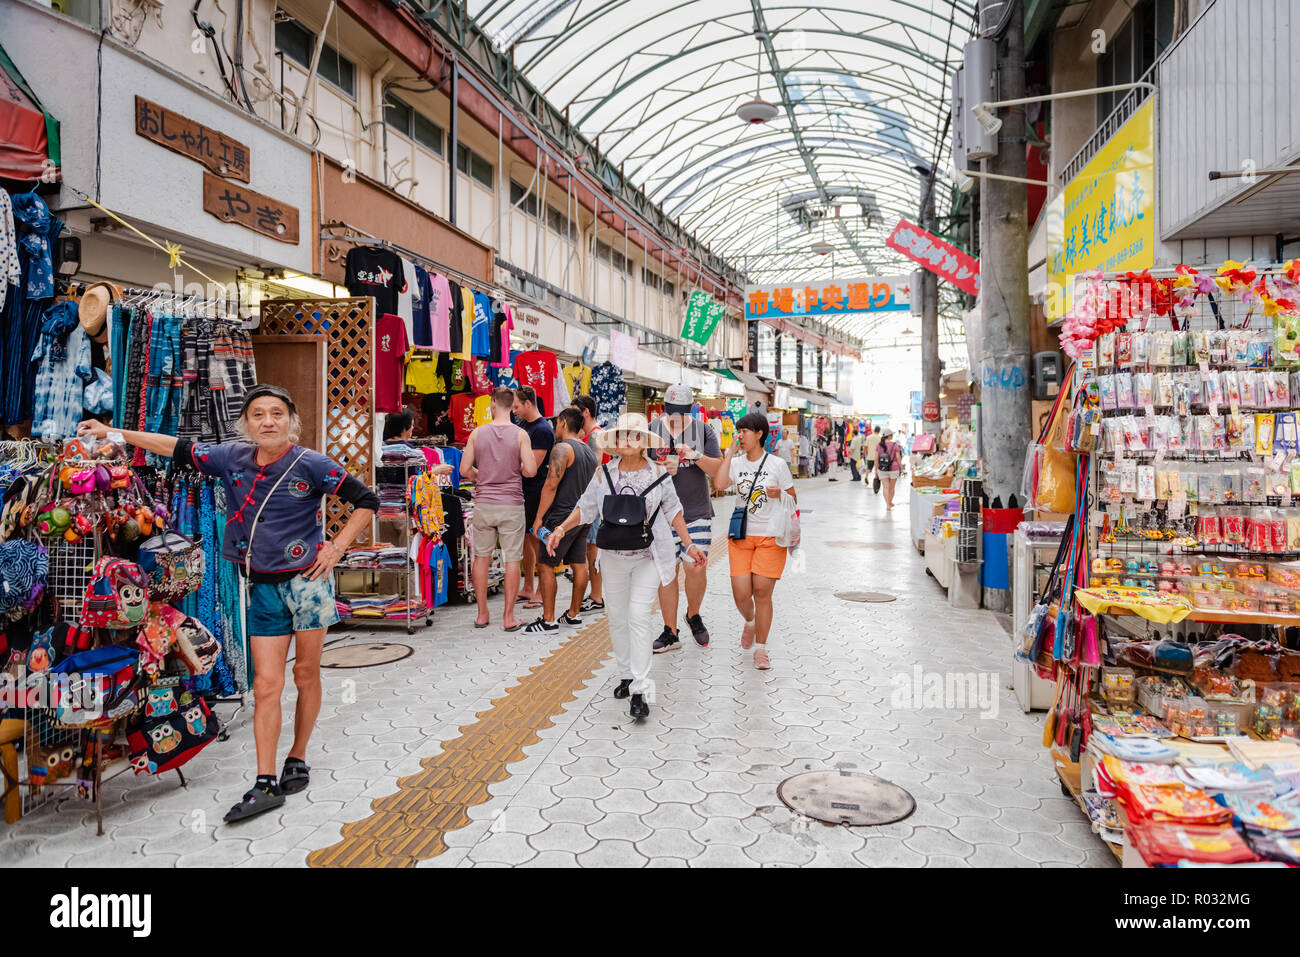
[1090,421,1102,436]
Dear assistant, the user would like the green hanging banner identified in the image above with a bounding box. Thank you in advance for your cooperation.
[681,291,726,345]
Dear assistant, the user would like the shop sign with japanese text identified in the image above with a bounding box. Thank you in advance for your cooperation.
[135,96,250,182]
[1045,98,1155,320]
[885,220,979,296]
[681,290,728,345]
[744,275,911,320]
[201,173,299,244]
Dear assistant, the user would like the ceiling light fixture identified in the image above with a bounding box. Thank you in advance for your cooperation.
[736,37,779,124]
[811,241,834,256]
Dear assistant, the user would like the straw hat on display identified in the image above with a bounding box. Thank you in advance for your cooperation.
[77,282,121,345]
[595,412,668,453]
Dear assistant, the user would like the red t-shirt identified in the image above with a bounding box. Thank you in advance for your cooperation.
[512,350,560,414]
[451,393,477,443]
[374,313,410,413]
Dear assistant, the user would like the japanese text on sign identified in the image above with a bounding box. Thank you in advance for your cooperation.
[744,275,911,320]
[135,96,251,182]
[201,173,299,244]
[681,291,727,345]
[885,220,979,296]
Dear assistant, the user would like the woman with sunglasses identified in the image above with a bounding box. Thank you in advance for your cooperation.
[81,383,378,823]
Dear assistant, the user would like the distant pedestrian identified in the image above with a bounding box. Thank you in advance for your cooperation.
[847,429,864,482]
[513,385,555,609]
[459,387,541,630]
[877,427,905,510]
[716,412,796,671]
[546,413,705,719]
[573,394,607,614]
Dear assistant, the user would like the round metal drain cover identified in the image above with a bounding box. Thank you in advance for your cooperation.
[835,591,896,603]
[778,770,916,826]
[320,642,413,669]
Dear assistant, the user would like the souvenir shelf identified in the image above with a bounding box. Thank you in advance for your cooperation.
[334,461,432,634]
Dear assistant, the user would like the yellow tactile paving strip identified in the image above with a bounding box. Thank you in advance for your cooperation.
[307,544,729,868]
[307,616,613,867]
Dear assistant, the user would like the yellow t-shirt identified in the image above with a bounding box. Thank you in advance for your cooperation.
[453,288,474,361]
[473,394,492,427]
[719,415,735,450]
[562,362,591,397]
[864,433,882,463]
[404,352,445,394]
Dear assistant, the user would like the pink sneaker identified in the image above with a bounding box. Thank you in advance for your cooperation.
[740,620,755,650]
[753,647,771,670]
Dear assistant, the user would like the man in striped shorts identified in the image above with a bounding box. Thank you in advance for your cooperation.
[649,385,724,652]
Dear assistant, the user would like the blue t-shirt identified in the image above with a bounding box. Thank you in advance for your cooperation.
[412,265,433,347]
[189,442,347,574]
[471,292,493,358]
[431,542,452,607]
[438,446,463,490]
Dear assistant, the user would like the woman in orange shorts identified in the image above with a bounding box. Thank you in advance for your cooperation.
[715,412,796,670]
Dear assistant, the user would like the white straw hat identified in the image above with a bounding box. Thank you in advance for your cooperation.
[595,412,668,452]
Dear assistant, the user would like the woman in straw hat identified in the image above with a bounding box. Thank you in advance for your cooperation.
[545,412,706,719]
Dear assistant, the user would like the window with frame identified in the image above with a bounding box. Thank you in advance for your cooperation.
[510,180,540,218]
[275,15,356,98]
[546,205,571,236]
[1095,0,1174,124]
[384,97,444,156]
[456,144,494,189]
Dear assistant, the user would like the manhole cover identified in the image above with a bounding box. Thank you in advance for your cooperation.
[778,770,916,826]
[319,642,413,669]
[835,591,896,602]
[825,541,896,550]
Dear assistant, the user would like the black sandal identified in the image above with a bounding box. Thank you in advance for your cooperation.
[280,758,311,795]
[223,784,285,823]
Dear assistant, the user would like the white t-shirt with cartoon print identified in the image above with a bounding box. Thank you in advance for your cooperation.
[729,452,794,537]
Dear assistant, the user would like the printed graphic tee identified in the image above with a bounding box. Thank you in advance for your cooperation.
[728,452,794,537]
[471,291,493,358]
[450,393,477,443]
[412,264,433,347]
[429,273,453,352]
[512,350,561,417]
[345,246,403,318]
[446,278,465,356]
[374,313,410,414]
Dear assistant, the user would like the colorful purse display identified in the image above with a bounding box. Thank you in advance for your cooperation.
[126,689,219,775]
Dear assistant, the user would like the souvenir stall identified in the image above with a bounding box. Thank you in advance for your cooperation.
[1024,262,1300,866]
[0,432,224,833]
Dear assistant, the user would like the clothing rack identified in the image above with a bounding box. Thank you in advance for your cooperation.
[321,221,499,296]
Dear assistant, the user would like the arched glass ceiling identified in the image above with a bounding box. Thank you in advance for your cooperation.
[469,0,976,299]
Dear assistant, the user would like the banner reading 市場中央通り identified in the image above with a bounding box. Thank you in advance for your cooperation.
[744,276,913,320]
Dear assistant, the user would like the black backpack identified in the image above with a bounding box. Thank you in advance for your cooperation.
[877,441,895,472]
[595,465,671,551]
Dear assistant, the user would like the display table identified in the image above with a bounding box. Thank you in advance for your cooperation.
[910,489,958,552]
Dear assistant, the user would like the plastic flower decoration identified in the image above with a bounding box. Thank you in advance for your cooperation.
[1059,271,1112,358]
[1216,260,1257,302]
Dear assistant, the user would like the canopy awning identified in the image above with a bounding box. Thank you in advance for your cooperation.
[730,369,771,396]
[0,41,59,183]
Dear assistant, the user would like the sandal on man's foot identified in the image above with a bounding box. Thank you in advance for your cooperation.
[280,757,310,794]
[223,780,285,823]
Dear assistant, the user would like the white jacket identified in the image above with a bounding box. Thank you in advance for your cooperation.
[576,460,684,587]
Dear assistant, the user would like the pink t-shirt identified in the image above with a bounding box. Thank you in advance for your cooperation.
[374,313,409,414]
[494,305,514,368]
[429,273,453,352]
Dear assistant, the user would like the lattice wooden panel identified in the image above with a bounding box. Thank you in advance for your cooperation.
[259,297,374,541]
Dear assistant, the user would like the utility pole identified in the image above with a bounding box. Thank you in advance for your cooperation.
[920,178,941,437]
[977,0,1031,502]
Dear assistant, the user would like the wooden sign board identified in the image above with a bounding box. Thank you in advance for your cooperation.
[202,173,299,244]
[135,96,251,182]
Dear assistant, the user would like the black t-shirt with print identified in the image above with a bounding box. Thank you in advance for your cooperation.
[446,278,465,355]
[344,246,404,318]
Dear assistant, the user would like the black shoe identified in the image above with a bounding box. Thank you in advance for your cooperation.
[629,693,649,718]
[280,757,310,795]
[652,625,681,654]
[686,613,710,647]
[522,616,559,635]
[613,678,632,700]
[223,781,285,823]
[557,612,583,627]
[580,597,605,613]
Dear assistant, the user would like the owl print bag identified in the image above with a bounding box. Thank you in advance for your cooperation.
[126,686,220,775]
[79,557,150,630]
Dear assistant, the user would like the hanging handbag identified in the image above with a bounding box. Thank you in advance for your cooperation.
[595,464,670,551]
[79,557,150,630]
[137,530,205,602]
[728,453,769,541]
[126,689,219,775]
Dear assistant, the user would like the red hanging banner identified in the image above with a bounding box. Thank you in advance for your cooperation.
[885,219,980,296]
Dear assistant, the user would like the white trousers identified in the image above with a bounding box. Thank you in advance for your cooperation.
[600,552,660,695]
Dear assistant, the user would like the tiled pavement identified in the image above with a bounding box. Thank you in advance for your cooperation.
[3,472,1116,867]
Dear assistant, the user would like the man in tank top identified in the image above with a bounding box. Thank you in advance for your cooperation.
[459,387,541,631]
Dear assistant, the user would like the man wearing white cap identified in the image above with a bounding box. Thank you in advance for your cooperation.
[648,384,723,652]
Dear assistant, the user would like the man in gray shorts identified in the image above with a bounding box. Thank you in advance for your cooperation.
[526,407,597,634]
[459,387,540,631]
